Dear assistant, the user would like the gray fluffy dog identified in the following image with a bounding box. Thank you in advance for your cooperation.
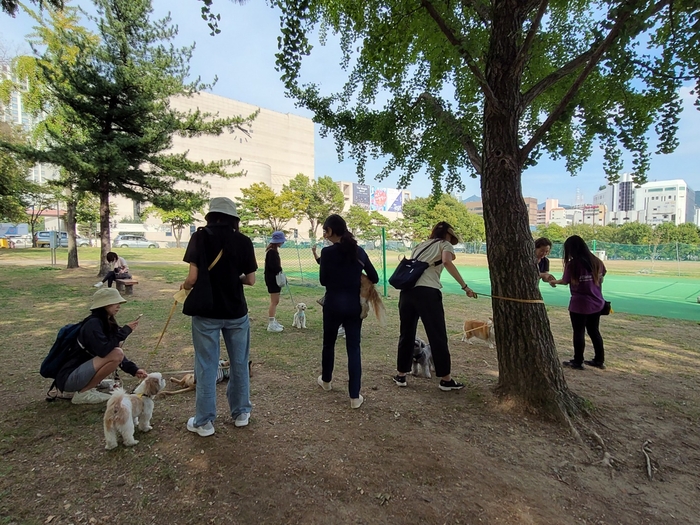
[412,337,435,378]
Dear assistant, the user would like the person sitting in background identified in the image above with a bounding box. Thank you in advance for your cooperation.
[94,252,131,288]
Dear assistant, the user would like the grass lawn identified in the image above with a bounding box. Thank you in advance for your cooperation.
[0,259,699,524]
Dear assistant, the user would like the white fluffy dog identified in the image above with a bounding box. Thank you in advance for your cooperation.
[103,372,166,450]
[292,302,307,329]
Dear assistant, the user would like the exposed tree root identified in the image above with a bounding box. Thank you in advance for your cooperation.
[642,440,654,480]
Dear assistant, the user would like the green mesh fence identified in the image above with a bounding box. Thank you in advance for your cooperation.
[265,235,700,321]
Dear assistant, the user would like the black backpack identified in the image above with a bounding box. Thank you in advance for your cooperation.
[41,318,89,399]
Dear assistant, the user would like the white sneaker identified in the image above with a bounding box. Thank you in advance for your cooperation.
[187,417,215,437]
[93,281,104,288]
[337,326,345,336]
[317,375,332,391]
[274,320,284,329]
[234,413,250,427]
[350,395,364,409]
[71,388,111,404]
[267,322,283,333]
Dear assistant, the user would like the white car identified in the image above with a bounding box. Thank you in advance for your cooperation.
[4,234,32,248]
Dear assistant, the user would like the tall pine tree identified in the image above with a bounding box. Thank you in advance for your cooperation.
[2,0,254,274]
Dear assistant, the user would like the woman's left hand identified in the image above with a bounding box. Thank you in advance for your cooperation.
[464,287,477,298]
[135,369,148,378]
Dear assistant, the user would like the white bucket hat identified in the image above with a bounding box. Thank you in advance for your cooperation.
[90,288,127,310]
[206,197,239,219]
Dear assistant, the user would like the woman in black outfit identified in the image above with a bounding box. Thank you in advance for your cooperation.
[317,214,378,409]
[57,287,146,404]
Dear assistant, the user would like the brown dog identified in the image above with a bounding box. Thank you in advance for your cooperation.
[161,373,196,396]
[360,274,386,325]
[461,318,495,348]
[161,360,252,396]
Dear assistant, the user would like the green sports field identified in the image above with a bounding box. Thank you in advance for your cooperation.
[439,267,700,321]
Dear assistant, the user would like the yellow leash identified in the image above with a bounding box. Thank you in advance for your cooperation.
[144,250,223,370]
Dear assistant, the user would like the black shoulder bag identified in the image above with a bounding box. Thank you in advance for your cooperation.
[389,240,441,291]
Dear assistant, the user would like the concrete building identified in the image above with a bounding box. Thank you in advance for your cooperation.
[537,198,561,225]
[461,195,538,226]
[0,62,60,184]
[110,92,316,244]
[635,179,695,226]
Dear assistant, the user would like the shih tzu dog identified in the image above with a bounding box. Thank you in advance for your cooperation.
[103,372,166,450]
[293,302,307,329]
[412,337,435,378]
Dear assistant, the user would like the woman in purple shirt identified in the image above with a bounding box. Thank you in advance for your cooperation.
[550,235,606,370]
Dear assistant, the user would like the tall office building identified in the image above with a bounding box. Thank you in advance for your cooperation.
[1,61,60,184]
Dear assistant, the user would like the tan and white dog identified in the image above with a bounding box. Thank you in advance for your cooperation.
[103,372,166,450]
[293,302,307,329]
[462,318,495,348]
[360,274,386,325]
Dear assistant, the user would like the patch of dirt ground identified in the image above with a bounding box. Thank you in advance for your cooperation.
[0,265,699,525]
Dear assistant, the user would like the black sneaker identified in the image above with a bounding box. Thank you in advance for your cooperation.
[439,379,465,391]
[393,375,407,387]
[562,360,584,370]
[584,360,606,369]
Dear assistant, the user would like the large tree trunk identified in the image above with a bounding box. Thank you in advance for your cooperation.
[98,177,111,277]
[481,1,584,419]
[65,195,79,269]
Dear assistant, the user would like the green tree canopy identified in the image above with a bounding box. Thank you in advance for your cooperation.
[284,173,345,238]
[142,190,208,248]
[402,194,485,242]
[237,182,297,233]
[274,0,700,418]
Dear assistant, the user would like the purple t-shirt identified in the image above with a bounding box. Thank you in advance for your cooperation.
[561,262,607,314]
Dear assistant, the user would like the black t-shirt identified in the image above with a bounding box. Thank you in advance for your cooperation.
[538,257,550,273]
[183,225,258,319]
[264,249,282,276]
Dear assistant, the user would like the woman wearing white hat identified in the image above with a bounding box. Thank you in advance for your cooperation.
[181,197,258,436]
[56,288,146,404]
[264,231,287,332]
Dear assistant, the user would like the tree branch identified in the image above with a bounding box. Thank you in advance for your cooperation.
[514,0,549,74]
[420,0,498,108]
[415,92,483,174]
[459,0,491,25]
[520,0,672,164]
[520,49,596,110]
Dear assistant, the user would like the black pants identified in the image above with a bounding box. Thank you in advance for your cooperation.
[397,286,451,378]
[569,311,605,365]
[321,294,363,398]
[102,271,131,288]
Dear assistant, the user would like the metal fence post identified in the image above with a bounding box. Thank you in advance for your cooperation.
[381,227,387,297]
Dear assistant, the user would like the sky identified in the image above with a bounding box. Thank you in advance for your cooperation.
[2,0,699,205]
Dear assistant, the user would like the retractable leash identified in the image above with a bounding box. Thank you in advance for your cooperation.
[285,280,295,306]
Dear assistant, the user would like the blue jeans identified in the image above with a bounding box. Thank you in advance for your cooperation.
[191,315,251,426]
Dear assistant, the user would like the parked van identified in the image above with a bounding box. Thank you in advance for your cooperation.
[34,231,90,248]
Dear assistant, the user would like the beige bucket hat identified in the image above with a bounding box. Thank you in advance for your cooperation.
[90,288,127,310]
[206,197,239,219]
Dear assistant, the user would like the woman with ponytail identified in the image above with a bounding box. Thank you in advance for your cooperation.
[316,214,379,409]
[549,235,607,370]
